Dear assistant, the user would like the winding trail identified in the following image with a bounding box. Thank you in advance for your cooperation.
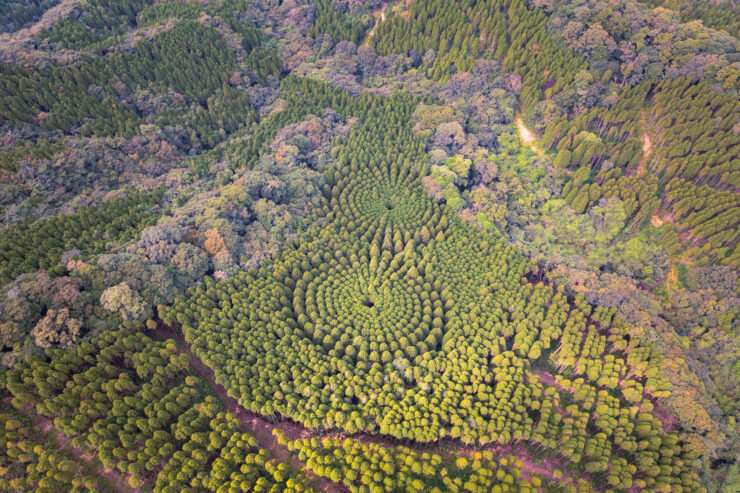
[636,116,653,176]
[364,1,388,46]
[641,133,653,164]
[631,110,654,177]
[156,324,348,493]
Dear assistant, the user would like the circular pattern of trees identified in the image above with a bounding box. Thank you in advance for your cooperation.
[295,248,441,362]
[339,179,434,235]
[162,81,703,491]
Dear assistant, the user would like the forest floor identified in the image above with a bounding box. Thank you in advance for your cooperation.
[155,324,349,493]
[636,131,653,176]
[515,116,545,157]
[635,110,653,176]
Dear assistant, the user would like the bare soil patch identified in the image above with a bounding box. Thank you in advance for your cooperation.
[515,116,545,156]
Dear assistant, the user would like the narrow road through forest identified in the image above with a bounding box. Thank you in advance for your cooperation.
[156,324,348,493]
[636,112,653,176]
[364,1,388,45]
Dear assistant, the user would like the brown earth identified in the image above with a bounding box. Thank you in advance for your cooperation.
[516,116,545,156]
[364,1,388,45]
[155,324,348,493]
[636,131,653,176]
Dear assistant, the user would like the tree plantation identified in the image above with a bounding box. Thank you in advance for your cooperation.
[3,329,312,491]
[161,80,701,492]
[281,434,577,492]
[0,0,738,491]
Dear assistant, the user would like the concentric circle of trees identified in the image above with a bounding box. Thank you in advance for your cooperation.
[340,179,428,230]
[162,89,702,491]
[294,251,443,362]
[327,161,446,243]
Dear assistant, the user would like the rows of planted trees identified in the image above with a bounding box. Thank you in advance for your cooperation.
[544,77,740,267]
[307,0,370,45]
[280,433,584,492]
[161,77,703,492]
[2,4,280,146]
[0,0,730,489]
[0,0,60,33]
[2,21,247,138]
[40,0,156,49]
[40,0,276,59]
[0,399,111,492]
[0,189,163,284]
[188,76,399,175]
[370,0,586,107]
[368,0,739,270]
[2,328,312,491]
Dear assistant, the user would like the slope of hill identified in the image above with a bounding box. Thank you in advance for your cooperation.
[0,0,738,491]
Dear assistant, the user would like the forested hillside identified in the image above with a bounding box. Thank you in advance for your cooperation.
[0,0,738,491]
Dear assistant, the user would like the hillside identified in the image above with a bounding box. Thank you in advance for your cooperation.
[0,0,738,492]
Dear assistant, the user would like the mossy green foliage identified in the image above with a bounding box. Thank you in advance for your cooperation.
[0,189,163,283]
[3,328,311,491]
[163,77,702,492]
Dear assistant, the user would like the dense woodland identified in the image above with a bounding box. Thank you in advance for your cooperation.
[0,0,60,33]
[282,433,575,492]
[3,329,312,491]
[162,77,701,492]
[0,0,738,491]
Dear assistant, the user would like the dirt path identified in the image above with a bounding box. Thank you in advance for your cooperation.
[363,1,388,45]
[330,428,583,488]
[156,325,348,493]
[159,325,587,492]
[635,131,652,176]
[515,116,545,156]
[634,111,653,176]
[459,443,580,488]
[641,133,652,162]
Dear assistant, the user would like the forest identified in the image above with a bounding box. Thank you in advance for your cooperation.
[0,0,738,492]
